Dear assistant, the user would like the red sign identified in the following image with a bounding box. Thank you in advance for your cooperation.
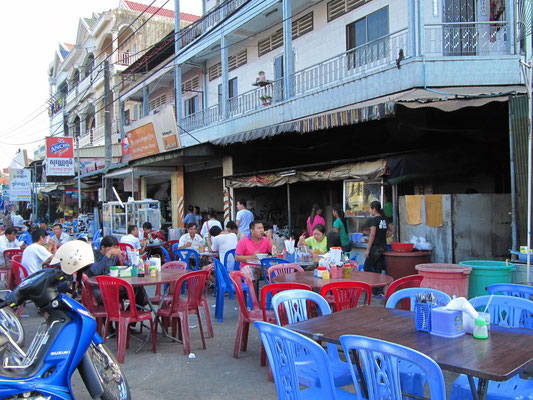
[46,137,74,158]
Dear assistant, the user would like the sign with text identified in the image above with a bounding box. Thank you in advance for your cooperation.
[46,136,75,176]
[125,105,180,161]
[9,169,31,202]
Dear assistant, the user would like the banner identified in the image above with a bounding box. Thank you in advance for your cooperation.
[46,136,74,176]
[125,105,180,161]
[9,169,31,202]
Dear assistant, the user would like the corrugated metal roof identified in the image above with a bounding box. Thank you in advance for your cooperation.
[124,0,199,21]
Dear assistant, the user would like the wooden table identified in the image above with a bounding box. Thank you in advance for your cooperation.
[273,271,393,290]
[288,305,533,400]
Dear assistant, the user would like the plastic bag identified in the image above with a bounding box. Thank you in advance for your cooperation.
[409,235,433,251]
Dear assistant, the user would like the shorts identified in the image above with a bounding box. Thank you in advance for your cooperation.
[364,245,387,274]
[240,264,262,281]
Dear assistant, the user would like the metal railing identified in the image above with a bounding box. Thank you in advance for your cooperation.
[293,29,408,96]
[182,103,221,132]
[425,21,508,56]
[180,0,249,47]
[116,50,139,66]
[78,133,92,148]
[228,78,284,117]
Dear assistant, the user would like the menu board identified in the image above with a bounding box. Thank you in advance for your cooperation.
[344,180,382,217]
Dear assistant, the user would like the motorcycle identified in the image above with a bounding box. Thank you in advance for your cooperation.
[0,241,130,400]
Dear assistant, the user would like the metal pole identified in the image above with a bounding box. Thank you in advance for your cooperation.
[174,0,183,139]
[76,137,82,211]
[104,60,111,169]
[508,101,518,253]
[527,62,532,281]
[32,164,37,222]
[287,184,291,238]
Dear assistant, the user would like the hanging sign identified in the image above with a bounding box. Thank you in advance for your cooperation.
[9,169,31,202]
[46,136,75,176]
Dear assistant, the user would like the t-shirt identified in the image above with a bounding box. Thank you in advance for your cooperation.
[235,235,271,268]
[11,215,24,227]
[305,236,328,254]
[307,215,326,235]
[178,233,204,252]
[183,212,196,226]
[47,232,71,245]
[0,235,22,266]
[200,219,222,238]
[21,243,52,275]
[236,209,254,235]
[333,218,350,246]
[211,233,238,271]
[370,216,388,248]
[120,234,142,250]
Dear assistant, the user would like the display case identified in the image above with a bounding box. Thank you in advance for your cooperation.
[343,179,384,239]
[103,200,161,237]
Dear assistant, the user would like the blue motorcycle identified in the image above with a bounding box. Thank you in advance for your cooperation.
[0,268,130,400]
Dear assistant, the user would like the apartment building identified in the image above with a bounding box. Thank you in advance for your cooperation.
[117,0,524,262]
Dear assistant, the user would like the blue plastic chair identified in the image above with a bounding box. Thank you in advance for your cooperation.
[212,258,250,322]
[92,229,102,243]
[92,237,102,252]
[271,289,354,388]
[223,249,240,271]
[17,231,32,246]
[171,245,200,270]
[450,295,533,400]
[260,257,288,283]
[159,247,171,264]
[339,335,447,400]
[384,288,451,398]
[254,321,355,400]
[488,283,533,300]
[385,288,452,311]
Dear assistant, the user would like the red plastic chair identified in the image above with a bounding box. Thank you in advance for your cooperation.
[384,275,424,311]
[259,283,312,367]
[163,240,181,260]
[201,264,214,338]
[150,261,187,305]
[80,274,107,336]
[10,260,28,286]
[12,255,22,263]
[95,276,156,363]
[155,269,210,355]
[319,282,372,312]
[267,263,304,283]
[3,249,23,290]
[118,242,135,264]
[229,270,271,359]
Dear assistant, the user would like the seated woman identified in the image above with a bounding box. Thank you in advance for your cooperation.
[298,224,327,261]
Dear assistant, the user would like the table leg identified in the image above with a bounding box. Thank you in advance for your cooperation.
[467,376,489,400]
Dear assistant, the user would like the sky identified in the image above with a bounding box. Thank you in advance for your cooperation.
[0,0,202,170]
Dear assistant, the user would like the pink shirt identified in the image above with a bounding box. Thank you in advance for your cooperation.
[235,235,271,267]
[307,215,326,235]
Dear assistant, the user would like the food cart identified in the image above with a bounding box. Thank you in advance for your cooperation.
[102,200,161,238]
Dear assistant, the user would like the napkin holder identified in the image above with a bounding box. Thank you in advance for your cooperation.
[285,252,295,263]
[430,307,465,338]
[119,267,132,278]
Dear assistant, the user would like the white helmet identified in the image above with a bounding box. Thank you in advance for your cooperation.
[51,240,95,275]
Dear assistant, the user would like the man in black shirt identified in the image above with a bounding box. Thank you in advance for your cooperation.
[364,201,394,276]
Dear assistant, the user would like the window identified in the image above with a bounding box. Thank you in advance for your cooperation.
[184,96,198,116]
[218,78,238,112]
[258,12,314,57]
[209,63,222,81]
[124,109,131,125]
[328,0,368,22]
[182,76,200,93]
[133,105,138,121]
[209,50,248,81]
[346,7,389,67]
[149,94,166,111]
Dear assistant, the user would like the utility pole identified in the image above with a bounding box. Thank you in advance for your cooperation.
[76,137,82,212]
[104,60,112,169]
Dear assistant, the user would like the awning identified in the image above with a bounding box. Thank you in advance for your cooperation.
[211,86,524,146]
[103,166,176,179]
[225,159,386,188]
[38,184,64,194]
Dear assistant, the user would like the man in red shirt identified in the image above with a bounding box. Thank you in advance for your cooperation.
[236,221,272,286]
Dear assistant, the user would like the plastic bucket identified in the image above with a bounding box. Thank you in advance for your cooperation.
[415,263,471,298]
[458,260,516,298]
[384,251,431,280]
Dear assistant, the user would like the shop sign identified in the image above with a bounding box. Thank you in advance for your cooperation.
[121,137,132,162]
[46,136,74,176]
[9,169,31,202]
[79,157,121,175]
[125,105,180,161]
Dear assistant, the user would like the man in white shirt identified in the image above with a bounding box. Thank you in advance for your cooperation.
[11,213,24,228]
[178,223,203,252]
[21,229,55,275]
[51,224,71,245]
[236,199,254,236]
[120,225,146,253]
[208,225,238,271]
[0,227,26,266]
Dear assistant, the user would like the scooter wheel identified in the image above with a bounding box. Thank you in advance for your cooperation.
[88,343,131,400]
[0,308,24,346]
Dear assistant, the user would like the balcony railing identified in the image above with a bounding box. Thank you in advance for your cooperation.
[182,103,221,132]
[293,29,408,96]
[78,120,120,148]
[425,22,508,56]
[79,133,93,148]
[116,50,140,66]
[181,0,249,47]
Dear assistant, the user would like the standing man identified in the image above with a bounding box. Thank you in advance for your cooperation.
[235,221,272,293]
[182,205,196,227]
[235,199,254,236]
[50,223,71,245]
[0,227,27,267]
[120,225,146,253]
[21,229,55,275]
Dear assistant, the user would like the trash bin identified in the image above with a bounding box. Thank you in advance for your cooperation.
[415,264,472,298]
[384,251,431,280]
[458,260,516,298]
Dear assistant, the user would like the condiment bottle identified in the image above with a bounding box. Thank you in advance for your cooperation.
[317,266,326,278]
[322,270,330,280]
[473,317,489,339]
[149,266,157,277]
[137,259,145,277]
[343,265,352,279]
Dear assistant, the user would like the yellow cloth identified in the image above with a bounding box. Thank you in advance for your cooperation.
[425,194,443,227]
[405,195,422,225]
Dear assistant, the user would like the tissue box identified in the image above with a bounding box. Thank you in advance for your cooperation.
[430,307,465,338]
[119,267,132,278]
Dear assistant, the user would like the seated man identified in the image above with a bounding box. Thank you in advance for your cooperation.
[86,235,123,277]
[21,229,55,275]
[235,221,272,293]
[226,221,245,241]
[120,225,146,253]
[49,223,71,245]
[0,227,27,268]
[142,222,165,242]
[178,222,204,252]
[208,225,237,271]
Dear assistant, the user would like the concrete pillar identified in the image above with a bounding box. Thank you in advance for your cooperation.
[175,64,183,134]
[79,114,87,137]
[222,156,234,225]
[140,177,147,200]
[176,167,185,227]
[282,0,294,98]
[408,0,416,57]
[417,0,425,56]
[171,170,178,227]
[221,35,229,119]
[120,101,125,137]
[143,87,150,118]
[111,29,119,65]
